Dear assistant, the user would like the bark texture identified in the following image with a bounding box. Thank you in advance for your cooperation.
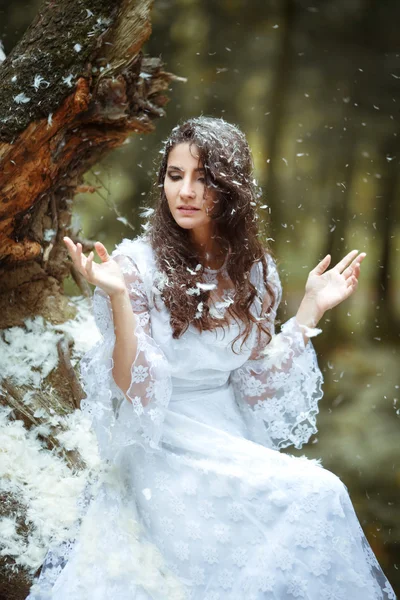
[0,1,179,597]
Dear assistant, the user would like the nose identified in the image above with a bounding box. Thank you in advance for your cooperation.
[179,177,196,199]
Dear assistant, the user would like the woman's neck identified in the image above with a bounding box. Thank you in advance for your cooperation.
[190,226,226,270]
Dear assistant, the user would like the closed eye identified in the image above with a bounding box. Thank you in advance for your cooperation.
[167,173,206,183]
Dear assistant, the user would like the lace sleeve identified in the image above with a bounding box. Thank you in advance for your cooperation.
[79,249,171,462]
[230,256,323,451]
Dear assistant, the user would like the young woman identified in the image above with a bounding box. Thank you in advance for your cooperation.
[28,117,395,599]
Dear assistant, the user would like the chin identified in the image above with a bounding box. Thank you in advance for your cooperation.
[175,221,196,230]
[174,214,203,230]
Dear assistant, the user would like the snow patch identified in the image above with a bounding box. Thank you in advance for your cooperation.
[0,406,96,571]
[0,299,99,389]
[0,297,103,572]
[0,317,61,387]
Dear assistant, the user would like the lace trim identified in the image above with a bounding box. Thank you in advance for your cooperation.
[80,251,172,461]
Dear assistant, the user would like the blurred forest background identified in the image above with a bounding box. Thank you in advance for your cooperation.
[1,0,399,593]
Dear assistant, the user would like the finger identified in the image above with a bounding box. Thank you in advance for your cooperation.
[312,254,331,275]
[86,251,94,278]
[345,279,359,304]
[95,241,110,263]
[352,263,361,281]
[76,242,87,271]
[333,250,359,274]
[356,252,367,266]
[343,252,366,280]
[63,237,83,270]
[346,274,358,287]
[63,236,76,257]
[63,235,73,248]
[342,258,359,280]
[76,242,82,265]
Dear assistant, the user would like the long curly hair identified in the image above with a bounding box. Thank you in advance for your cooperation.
[148,116,276,352]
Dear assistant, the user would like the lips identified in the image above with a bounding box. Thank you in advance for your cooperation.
[177,206,200,211]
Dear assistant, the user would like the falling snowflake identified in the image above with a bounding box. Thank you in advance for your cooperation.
[0,41,6,63]
[195,302,204,319]
[62,74,74,87]
[32,75,50,91]
[186,287,200,296]
[139,207,154,218]
[141,488,151,500]
[13,93,31,104]
[196,282,216,291]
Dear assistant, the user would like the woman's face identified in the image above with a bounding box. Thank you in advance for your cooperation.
[164,143,217,235]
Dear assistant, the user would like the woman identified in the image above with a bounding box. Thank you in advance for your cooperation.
[28,117,396,599]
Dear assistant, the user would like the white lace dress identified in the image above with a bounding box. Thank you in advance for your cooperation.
[27,236,396,600]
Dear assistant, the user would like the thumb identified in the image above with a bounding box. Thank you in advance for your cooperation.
[95,241,110,263]
[312,254,331,275]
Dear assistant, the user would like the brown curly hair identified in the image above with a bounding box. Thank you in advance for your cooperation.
[148,116,276,352]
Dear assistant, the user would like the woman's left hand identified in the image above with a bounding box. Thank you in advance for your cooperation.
[304,250,366,318]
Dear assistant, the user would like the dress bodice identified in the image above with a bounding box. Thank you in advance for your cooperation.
[150,304,255,393]
[123,236,259,393]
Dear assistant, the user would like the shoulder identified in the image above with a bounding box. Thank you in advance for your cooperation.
[111,235,156,275]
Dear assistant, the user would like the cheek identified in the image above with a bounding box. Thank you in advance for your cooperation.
[164,183,174,208]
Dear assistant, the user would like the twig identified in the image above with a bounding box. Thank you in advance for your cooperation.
[90,169,136,231]
[56,334,85,409]
[70,265,92,297]
[43,192,58,263]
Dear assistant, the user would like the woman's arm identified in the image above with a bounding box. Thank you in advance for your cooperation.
[110,288,139,397]
[230,249,366,450]
[75,238,173,457]
[63,236,142,403]
[295,250,366,344]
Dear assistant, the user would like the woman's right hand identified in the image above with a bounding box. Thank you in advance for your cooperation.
[63,236,127,297]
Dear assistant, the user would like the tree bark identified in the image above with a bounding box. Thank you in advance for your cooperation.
[0,1,180,597]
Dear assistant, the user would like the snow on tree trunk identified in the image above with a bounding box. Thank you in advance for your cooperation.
[0,1,180,596]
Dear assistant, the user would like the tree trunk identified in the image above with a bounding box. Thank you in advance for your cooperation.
[321,132,357,338]
[0,1,179,597]
[263,0,296,243]
[372,140,400,339]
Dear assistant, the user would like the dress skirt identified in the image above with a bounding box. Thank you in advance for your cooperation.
[27,382,396,600]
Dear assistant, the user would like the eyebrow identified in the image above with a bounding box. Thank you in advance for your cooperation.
[167,166,205,172]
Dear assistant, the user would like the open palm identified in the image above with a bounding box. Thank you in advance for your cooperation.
[305,250,366,315]
[63,237,126,297]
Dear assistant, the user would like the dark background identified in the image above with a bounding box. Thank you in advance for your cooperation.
[1,0,399,592]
